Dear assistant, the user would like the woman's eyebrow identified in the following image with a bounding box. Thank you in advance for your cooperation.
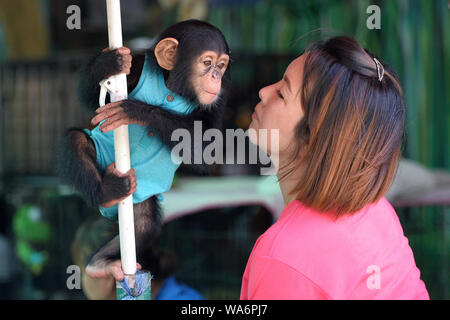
[283,75,292,94]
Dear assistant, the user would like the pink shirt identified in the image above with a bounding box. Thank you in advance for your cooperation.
[240,197,429,300]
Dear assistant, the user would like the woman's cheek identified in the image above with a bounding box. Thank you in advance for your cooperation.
[279,128,297,154]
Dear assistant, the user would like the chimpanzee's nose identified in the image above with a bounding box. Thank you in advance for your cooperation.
[211,68,221,82]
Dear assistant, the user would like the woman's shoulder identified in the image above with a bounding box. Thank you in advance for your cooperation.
[246,197,428,299]
[250,197,413,297]
[254,197,403,273]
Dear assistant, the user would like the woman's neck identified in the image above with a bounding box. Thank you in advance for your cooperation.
[278,175,298,206]
[276,154,304,206]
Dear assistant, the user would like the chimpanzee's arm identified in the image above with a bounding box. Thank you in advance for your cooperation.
[122,99,222,144]
[121,99,224,174]
[57,129,135,206]
[77,50,145,112]
[91,97,224,174]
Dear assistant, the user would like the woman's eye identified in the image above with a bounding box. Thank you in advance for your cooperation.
[277,90,284,99]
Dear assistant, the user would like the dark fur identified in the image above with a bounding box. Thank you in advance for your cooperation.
[58,129,132,207]
[87,196,162,265]
[58,20,230,269]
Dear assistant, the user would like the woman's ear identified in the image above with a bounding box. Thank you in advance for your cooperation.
[154,37,179,70]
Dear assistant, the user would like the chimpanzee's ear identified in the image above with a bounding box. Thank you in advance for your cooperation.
[154,37,179,70]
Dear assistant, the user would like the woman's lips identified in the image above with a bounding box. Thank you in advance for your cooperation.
[252,111,258,120]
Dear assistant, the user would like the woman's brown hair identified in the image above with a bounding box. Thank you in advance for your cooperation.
[286,36,405,216]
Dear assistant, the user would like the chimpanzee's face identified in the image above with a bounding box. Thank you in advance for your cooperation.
[190,51,229,105]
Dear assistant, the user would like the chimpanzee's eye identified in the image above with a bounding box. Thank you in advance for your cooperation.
[203,60,212,67]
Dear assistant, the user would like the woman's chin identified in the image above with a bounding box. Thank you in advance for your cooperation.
[248,119,258,130]
[247,122,259,146]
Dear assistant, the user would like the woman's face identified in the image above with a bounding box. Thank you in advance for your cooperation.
[248,54,306,156]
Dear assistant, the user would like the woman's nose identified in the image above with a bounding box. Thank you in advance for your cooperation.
[259,82,280,101]
[258,85,270,100]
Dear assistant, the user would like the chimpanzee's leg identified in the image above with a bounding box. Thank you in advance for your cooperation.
[86,196,162,270]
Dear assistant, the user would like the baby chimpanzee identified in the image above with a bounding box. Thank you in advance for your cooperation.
[59,20,231,274]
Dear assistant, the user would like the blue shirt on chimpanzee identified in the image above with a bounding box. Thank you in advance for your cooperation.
[84,55,197,220]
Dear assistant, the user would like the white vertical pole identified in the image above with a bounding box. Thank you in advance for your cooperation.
[105,0,136,276]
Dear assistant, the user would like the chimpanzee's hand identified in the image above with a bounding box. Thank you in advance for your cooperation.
[91,99,149,132]
[97,46,132,78]
[100,162,137,208]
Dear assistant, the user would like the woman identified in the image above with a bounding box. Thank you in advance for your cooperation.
[241,36,429,300]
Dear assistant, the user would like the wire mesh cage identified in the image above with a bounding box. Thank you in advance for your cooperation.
[0,57,92,176]
[158,204,274,300]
